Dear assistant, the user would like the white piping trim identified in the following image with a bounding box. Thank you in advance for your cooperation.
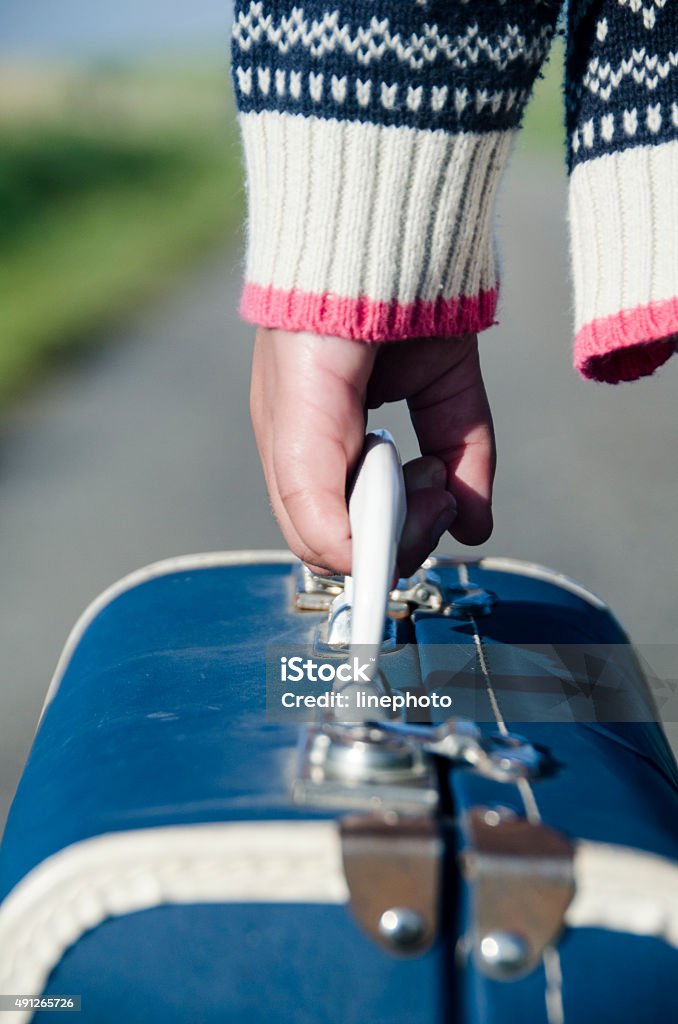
[477,556,612,614]
[1,825,676,1023]
[40,550,295,718]
[0,822,347,1022]
[566,840,678,948]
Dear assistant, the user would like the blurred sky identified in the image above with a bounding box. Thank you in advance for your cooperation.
[0,0,233,57]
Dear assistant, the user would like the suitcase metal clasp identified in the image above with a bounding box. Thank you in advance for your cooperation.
[294,564,445,620]
[293,721,439,813]
[339,813,443,957]
[366,719,544,783]
[293,718,544,813]
[462,807,575,980]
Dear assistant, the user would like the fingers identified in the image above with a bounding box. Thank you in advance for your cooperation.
[366,335,496,547]
[251,327,495,583]
[397,456,457,577]
[406,337,496,546]
[250,328,376,575]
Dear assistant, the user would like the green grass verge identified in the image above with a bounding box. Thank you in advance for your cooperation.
[0,62,244,403]
[517,36,566,161]
[0,45,566,404]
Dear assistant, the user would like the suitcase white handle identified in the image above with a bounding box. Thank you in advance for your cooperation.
[346,430,406,681]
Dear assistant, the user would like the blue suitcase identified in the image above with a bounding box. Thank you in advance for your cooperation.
[1,438,677,1024]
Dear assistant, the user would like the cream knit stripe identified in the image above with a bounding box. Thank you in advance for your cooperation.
[306,112,346,296]
[379,129,418,304]
[447,140,490,301]
[426,134,481,302]
[355,122,404,303]
[463,137,511,300]
[411,134,457,302]
[569,139,678,331]
[239,110,514,304]
[392,130,430,304]
[241,103,266,292]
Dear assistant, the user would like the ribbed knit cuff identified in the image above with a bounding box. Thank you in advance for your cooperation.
[238,110,514,341]
[569,140,678,383]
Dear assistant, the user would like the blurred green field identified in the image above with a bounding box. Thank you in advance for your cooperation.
[519,37,566,160]
[0,60,243,402]
[0,44,564,404]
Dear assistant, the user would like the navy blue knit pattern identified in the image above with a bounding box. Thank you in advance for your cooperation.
[566,0,678,171]
[231,1,562,134]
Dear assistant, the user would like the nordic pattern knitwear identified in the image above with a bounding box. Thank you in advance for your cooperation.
[231,1,678,383]
[566,0,678,381]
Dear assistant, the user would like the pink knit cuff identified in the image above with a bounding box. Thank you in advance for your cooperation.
[240,284,498,341]
[237,112,513,344]
[574,297,678,384]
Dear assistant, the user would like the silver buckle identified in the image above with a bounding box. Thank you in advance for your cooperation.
[294,564,444,619]
[293,717,544,813]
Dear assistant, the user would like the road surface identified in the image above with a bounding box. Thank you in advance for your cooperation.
[1,153,677,832]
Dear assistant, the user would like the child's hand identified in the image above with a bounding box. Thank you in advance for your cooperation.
[250,328,495,577]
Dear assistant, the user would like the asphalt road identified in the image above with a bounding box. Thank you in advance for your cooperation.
[1,154,677,833]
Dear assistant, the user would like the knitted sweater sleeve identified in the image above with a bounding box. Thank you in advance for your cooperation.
[230,2,677,383]
[230,1,560,341]
[566,0,678,383]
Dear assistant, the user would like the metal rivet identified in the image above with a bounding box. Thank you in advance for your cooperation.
[378,907,426,948]
[482,806,517,827]
[479,931,529,973]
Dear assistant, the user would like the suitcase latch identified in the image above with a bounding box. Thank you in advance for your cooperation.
[371,719,544,782]
[462,807,575,980]
[293,719,544,813]
[294,564,444,619]
[293,721,439,814]
[340,813,443,956]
